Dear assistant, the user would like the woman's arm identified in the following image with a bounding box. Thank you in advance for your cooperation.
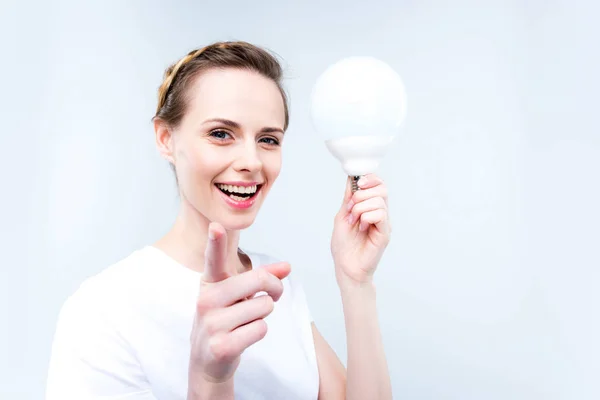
[312,282,391,400]
[340,282,392,400]
[312,323,346,399]
[317,174,393,399]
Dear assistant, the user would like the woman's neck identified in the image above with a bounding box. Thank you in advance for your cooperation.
[153,200,247,274]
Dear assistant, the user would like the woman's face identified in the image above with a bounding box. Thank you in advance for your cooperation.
[165,68,286,231]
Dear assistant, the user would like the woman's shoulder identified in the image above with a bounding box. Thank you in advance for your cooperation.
[47,248,158,398]
[57,247,171,320]
[69,247,151,293]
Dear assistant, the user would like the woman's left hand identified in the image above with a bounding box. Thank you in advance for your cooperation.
[331,174,392,289]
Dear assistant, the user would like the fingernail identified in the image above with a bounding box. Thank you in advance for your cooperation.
[358,178,367,188]
[347,200,354,211]
[208,229,216,240]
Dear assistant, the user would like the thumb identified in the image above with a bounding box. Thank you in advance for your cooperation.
[253,262,291,302]
[202,222,231,283]
[261,262,292,281]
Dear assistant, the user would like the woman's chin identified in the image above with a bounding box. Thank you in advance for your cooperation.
[217,215,256,231]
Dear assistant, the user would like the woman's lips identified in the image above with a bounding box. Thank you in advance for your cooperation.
[215,184,262,210]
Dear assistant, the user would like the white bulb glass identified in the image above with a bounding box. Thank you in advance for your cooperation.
[310,56,407,177]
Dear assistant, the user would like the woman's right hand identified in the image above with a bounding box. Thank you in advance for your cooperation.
[187,222,291,398]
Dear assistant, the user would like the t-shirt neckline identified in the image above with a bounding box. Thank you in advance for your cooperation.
[143,245,259,278]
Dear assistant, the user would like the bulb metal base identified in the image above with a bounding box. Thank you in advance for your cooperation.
[351,176,361,193]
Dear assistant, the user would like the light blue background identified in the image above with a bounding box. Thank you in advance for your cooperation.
[1,0,598,398]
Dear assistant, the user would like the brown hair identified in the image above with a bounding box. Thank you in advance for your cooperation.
[153,41,289,130]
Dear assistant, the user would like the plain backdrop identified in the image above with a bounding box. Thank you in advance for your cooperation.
[1,0,598,399]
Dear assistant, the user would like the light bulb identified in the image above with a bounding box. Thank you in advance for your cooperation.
[310,56,407,192]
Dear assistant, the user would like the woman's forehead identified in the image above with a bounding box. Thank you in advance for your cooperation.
[185,68,285,129]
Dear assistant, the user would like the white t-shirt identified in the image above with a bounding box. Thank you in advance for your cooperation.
[46,246,320,399]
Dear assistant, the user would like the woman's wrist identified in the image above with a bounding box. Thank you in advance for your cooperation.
[187,372,234,400]
[335,268,375,295]
[338,279,377,304]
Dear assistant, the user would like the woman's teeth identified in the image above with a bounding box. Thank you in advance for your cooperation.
[217,184,257,194]
[216,184,259,201]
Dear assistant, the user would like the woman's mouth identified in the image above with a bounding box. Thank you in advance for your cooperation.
[215,183,263,209]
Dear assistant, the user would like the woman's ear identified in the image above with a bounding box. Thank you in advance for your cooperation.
[153,119,175,165]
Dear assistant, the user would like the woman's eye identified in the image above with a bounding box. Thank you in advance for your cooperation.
[259,137,280,146]
[209,130,232,140]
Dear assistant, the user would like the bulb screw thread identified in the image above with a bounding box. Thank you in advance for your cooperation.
[351,176,361,193]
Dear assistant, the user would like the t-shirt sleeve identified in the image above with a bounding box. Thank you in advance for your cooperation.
[45,291,157,400]
[286,270,319,369]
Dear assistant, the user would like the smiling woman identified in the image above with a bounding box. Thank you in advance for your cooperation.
[154,62,287,231]
[46,41,393,400]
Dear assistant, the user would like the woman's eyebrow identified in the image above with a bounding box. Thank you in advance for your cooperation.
[203,118,284,134]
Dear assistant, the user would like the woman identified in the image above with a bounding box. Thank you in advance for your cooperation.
[46,41,393,400]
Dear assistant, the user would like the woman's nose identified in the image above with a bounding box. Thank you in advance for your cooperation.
[233,143,263,173]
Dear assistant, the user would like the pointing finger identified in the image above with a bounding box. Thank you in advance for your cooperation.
[203,222,230,283]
